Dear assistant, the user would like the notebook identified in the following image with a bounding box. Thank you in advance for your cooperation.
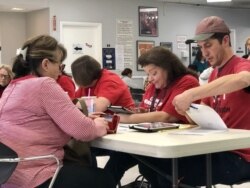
[171,103,228,135]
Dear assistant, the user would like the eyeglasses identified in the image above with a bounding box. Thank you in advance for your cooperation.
[0,74,10,79]
[60,64,65,72]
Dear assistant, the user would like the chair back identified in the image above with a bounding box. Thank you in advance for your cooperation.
[0,142,18,184]
[130,88,145,105]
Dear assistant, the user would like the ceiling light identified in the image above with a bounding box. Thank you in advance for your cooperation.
[207,0,231,2]
[12,7,24,11]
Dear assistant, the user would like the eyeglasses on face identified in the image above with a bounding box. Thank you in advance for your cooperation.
[0,74,10,79]
[60,64,65,72]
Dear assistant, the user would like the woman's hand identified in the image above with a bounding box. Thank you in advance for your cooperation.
[94,117,109,137]
[89,112,105,119]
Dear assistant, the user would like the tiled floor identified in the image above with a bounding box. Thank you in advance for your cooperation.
[97,156,250,188]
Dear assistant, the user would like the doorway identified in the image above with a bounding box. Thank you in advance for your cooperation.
[60,21,102,74]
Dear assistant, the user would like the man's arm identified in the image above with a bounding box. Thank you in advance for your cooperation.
[172,71,250,114]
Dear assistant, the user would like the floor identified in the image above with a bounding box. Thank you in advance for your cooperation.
[97,156,250,188]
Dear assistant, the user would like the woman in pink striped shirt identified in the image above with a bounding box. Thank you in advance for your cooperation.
[0,35,115,188]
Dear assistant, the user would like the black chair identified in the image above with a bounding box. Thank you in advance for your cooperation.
[130,88,145,105]
[0,142,62,188]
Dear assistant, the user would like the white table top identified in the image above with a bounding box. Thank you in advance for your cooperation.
[91,124,250,158]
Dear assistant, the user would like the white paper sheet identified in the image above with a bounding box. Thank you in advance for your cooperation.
[171,103,228,135]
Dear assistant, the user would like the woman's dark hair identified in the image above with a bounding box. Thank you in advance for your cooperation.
[71,55,102,86]
[138,46,197,84]
[12,35,59,79]
[121,68,132,76]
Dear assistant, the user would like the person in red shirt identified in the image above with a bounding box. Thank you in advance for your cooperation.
[173,71,250,113]
[104,46,200,186]
[146,16,250,188]
[72,55,135,112]
[118,46,199,124]
[71,55,135,167]
[0,35,115,188]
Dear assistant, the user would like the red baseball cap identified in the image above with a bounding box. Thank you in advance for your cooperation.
[192,16,230,41]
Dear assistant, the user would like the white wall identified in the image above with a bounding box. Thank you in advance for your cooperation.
[26,8,50,39]
[0,0,250,73]
[0,9,50,66]
[48,0,250,76]
[0,12,26,65]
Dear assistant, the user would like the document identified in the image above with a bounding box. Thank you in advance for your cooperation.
[171,103,228,135]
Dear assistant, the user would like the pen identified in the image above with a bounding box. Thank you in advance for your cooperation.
[190,104,198,110]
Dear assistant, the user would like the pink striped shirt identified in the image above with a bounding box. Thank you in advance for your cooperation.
[0,76,100,188]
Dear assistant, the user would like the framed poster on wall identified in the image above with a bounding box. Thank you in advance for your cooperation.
[138,6,158,37]
[136,40,155,71]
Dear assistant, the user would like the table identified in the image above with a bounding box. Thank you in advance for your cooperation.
[91,125,250,188]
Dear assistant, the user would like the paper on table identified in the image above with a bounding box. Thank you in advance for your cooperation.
[117,124,136,133]
[171,103,228,135]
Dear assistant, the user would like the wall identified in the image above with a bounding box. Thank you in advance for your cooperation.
[26,8,50,39]
[48,0,250,77]
[0,9,50,66]
[0,0,250,73]
[0,12,26,65]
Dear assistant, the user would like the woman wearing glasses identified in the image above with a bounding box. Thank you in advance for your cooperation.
[0,64,14,98]
[0,35,115,188]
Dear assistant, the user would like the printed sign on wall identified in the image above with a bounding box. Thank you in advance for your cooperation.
[103,48,116,70]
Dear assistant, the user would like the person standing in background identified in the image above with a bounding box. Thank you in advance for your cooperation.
[121,68,139,89]
[242,37,250,60]
[192,48,210,74]
[0,64,14,98]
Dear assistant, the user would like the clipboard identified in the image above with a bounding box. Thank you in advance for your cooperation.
[107,105,135,114]
[129,122,179,132]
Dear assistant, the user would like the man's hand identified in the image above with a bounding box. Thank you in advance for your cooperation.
[172,91,193,115]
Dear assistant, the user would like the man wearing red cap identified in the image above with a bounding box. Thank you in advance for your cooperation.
[138,16,250,188]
